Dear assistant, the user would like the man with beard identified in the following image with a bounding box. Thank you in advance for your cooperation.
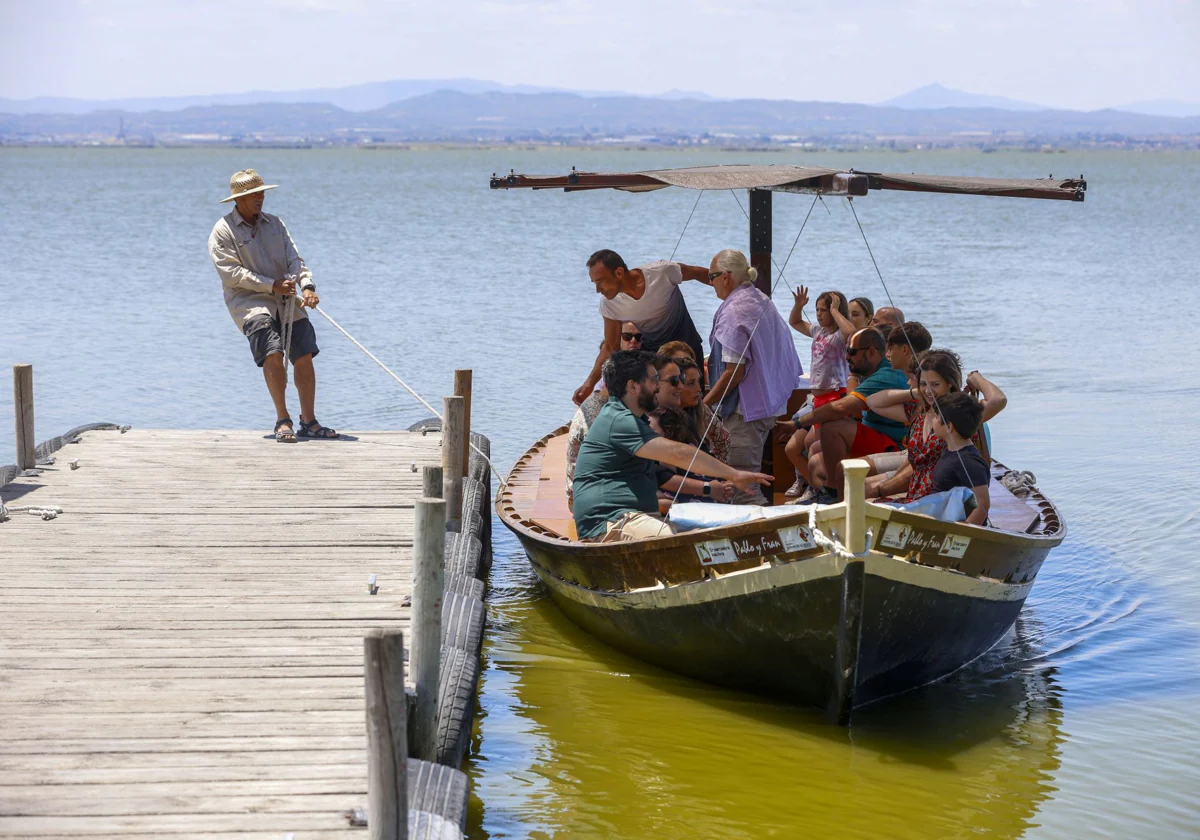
[572,350,773,542]
[792,328,909,503]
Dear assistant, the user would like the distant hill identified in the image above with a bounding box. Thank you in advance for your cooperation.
[882,83,1048,112]
[5,90,1198,143]
[0,79,710,115]
[1116,99,1200,118]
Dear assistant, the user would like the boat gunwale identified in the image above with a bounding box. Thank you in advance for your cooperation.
[497,427,1068,562]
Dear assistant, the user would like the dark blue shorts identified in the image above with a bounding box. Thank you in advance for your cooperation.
[243,315,320,368]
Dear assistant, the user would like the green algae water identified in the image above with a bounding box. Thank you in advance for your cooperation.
[2,147,1198,838]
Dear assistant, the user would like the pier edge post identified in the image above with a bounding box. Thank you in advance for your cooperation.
[422,465,443,500]
[411,496,446,762]
[453,369,472,479]
[830,459,870,726]
[13,364,35,471]
[442,396,465,532]
[364,628,408,840]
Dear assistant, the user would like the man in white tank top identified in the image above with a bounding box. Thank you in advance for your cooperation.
[573,249,711,405]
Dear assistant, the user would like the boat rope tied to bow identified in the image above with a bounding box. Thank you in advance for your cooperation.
[310,304,506,487]
[807,505,872,561]
[0,502,63,523]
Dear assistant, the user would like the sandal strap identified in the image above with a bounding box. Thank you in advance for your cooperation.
[274,417,294,431]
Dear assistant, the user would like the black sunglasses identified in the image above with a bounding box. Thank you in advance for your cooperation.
[661,375,682,387]
[847,346,869,356]
[621,332,643,342]
[708,271,727,282]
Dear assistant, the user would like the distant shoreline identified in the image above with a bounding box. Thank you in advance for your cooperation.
[2,141,1197,152]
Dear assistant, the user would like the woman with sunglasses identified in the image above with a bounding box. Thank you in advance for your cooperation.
[675,357,730,464]
[650,357,735,504]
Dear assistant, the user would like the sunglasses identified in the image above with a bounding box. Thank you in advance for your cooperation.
[846,346,869,356]
[708,271,727,282]
[621,332,643,342]
[661,375,682,387]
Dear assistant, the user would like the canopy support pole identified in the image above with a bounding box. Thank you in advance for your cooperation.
[749,189,772,296]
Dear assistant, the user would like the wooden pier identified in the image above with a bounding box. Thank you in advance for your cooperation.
[0,426,461,838]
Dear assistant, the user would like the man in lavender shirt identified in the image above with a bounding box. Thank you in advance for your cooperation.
[703,249,802,504]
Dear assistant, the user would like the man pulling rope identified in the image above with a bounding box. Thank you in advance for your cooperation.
[208,168,339,443]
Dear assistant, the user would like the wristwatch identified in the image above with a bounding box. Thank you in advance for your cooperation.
[703,482,712,497]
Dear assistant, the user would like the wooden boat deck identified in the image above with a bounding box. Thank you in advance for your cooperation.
[506,431,1044,542]
[0,428,441,839]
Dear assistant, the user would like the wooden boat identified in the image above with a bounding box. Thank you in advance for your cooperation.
[490,164,1081,723]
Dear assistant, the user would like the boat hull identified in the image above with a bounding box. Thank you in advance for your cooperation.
[520,539,1039,709]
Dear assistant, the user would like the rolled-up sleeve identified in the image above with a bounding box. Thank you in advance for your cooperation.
[280,220,315,291]
[208,222,275,294]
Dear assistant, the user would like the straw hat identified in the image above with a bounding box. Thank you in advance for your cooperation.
[219,168,278,203]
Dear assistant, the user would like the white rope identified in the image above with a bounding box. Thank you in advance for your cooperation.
[279,276,296,387]
[662,192,822,513]
[311,304,506,486]
[807,505,872,561]
[0,502,62,522]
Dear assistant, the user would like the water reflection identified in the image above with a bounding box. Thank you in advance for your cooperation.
[468,529,1066,840]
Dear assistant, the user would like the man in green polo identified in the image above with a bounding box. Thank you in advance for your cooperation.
[573,350,772,542]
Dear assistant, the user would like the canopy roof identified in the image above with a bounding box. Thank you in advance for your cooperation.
[489,164,1087,201]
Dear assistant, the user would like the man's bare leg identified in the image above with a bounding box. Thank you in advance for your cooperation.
[818,418,859,500]
[262,353,290,422]
[293,353,316,423]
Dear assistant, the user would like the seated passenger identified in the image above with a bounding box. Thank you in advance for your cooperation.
[869,306,904,339]
[677,357,730,463]
[784,287,855,496]
[929,392,991,526]
[567,326,648,504]
[572,350,771,542]
[884,321,933,381]
[653,355,684,411]
[865,350,1006,502]
[657,340,696,364]
[789,328,908,503]
[655,407,735,503]
[849,297,874,331]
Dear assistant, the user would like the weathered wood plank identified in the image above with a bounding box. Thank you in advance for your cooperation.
[0,428,448,839]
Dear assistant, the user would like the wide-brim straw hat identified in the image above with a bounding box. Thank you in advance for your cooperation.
[220,168,279,203]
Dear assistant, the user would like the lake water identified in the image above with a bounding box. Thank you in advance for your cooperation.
[2,147,1198,838]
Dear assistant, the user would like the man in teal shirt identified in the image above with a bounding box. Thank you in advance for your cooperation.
[573,350,772,542]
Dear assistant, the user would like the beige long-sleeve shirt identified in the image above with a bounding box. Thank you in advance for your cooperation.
[209,208,315,331]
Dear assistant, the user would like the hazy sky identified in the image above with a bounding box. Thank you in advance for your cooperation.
[2,0,1197,108]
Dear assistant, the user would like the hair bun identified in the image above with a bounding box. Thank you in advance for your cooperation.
[746,267,758,283]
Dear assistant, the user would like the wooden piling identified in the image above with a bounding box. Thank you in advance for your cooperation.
[13,364,35,471]
[364,629,409,840]
[453,369,472,479]
[422,465,444,500]
[829,459,870,726]
[411,496,447,762]
[441,396,465,532]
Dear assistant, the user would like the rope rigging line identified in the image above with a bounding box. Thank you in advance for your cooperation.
[311,305,506,486]
[668,189,705,262]
[845,197,974,482]
[655,192,822,531]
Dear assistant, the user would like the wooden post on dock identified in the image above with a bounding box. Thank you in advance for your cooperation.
[441,396,465,532]
[13,364,35,471]
[411,496,446,762]
[364,628,409,840]
[453,369,472,478]
[829,459,870,726]
[422,465,443,500]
